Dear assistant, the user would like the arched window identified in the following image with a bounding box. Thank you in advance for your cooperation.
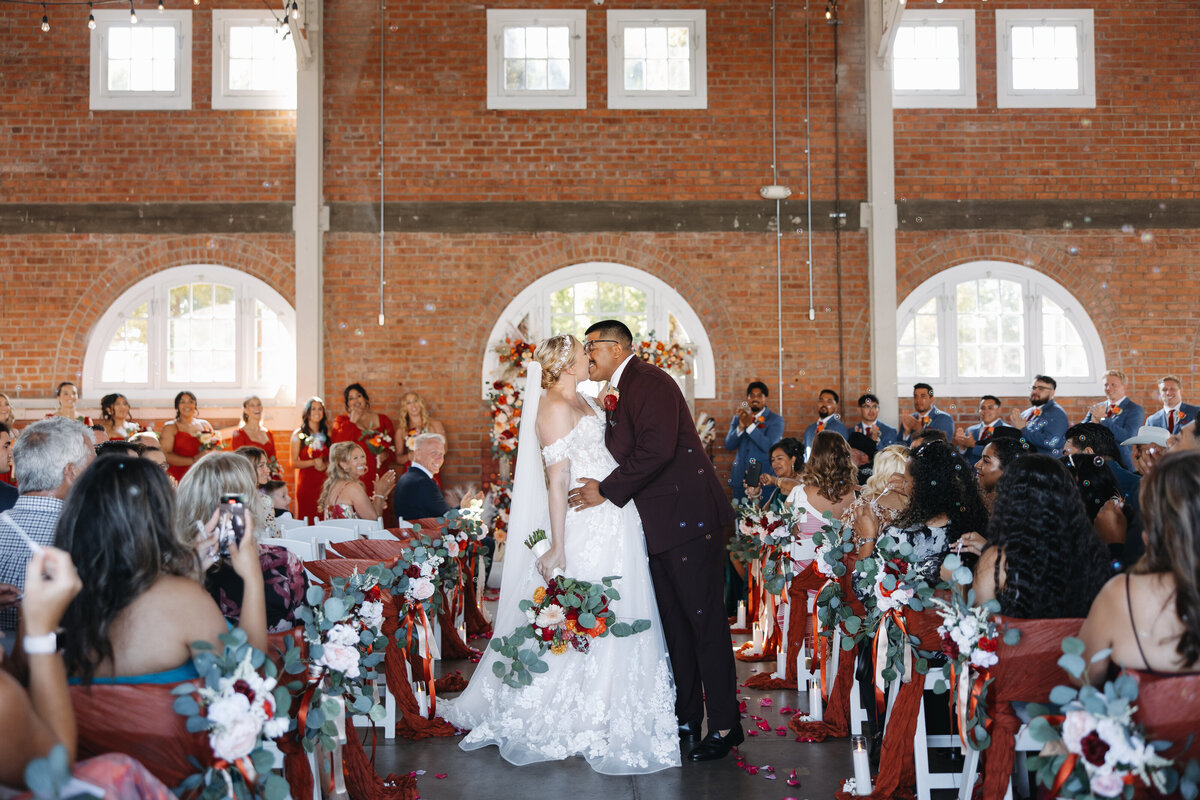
[83,264,296,403]
[483,262,716,398]
[896,261,1104,396]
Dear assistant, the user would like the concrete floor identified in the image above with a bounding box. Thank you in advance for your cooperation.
[365,624,858,800]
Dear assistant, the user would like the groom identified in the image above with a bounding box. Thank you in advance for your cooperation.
[568,320,742,761]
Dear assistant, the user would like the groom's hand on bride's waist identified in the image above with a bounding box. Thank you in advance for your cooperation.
[567,478,604,511]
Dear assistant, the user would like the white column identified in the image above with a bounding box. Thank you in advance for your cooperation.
[293,0,326,407]
[863,0,900,425]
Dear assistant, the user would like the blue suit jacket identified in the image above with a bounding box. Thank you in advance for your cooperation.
[1146,403,1199,435]
[900,406,955,445]
[1082,397,1145,470]
[723,407,785,499]
[803,416,849,457]
[850,421,899,449]
[1018,400,1070,457]
[0,482,15,513]
[392,467,451,522]
[962,420,1015,463]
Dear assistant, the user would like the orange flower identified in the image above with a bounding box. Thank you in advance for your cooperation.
[532,587,546,603]
[566,620,579,634]
[550,641,568,655]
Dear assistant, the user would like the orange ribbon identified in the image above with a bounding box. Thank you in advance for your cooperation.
[812,578,835,700]
[402,603,438,719]
[871,608,909,714]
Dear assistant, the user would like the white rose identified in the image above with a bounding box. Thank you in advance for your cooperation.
[446,540,461,558]
[318,643,361,678]
[359,601,384,631]
[326,623,359,647]
[968,649,998,669]
[409,577,435,601]
[210,715,261,762]
[1089,771,1125,798]
[262,716,290,740]
[207,693,252,728]
[1062,709,1096,754]
[1096,718,1139,767]
[525,608,538,624]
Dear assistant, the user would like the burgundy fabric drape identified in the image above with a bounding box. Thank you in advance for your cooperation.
[744,561,826,690]
[343,718,420,800]
[326,539,406,562]
[1132,671,1200,762]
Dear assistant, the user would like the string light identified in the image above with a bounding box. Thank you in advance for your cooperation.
[87,2,95,29]
[158,0,164,10]
[129,0,136,23]
[40,2,48,31]
[290,0,299,20]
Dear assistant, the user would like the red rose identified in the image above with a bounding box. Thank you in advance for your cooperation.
[541,628,554,642]
[404,565,420,578]
[940,633,959,660]
[1080,731,1110,767]
[603,394,618,412]
[978,636,999,653]
[365,586,383,602]
[233,679,256,702]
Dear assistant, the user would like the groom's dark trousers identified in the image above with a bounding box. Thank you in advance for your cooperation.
[598,356,740,731]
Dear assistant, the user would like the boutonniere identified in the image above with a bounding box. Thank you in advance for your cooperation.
[602,387,620,427]
[754,414,766,425]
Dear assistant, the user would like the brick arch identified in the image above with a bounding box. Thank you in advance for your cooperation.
[53,235,294,387]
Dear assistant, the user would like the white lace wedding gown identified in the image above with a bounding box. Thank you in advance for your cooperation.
[441,397,679,774]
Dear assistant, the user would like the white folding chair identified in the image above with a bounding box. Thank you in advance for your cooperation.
[285,525,361,546]
[316,518,364,535]
[366,528,401,541]
[880,670,962,800]
[784,537,821,684]
[275,517,308,531]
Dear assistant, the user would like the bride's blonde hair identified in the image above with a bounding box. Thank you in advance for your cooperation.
[534,334,579,388]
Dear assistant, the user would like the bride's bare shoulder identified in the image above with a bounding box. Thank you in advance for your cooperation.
[536,394,576,443]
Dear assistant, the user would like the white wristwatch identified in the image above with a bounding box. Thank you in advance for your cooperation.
[23,632,58,655]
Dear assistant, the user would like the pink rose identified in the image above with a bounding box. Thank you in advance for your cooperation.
[1089,771,1124,798]
[318,643,361,678]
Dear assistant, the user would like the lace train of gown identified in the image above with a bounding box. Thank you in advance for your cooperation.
[440,401,679,775]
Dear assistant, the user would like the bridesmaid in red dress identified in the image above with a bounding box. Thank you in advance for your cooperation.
[0,393,15,488]
[99,393,140,441]
[49,382,93,427]
[231,396,279,477]
[396,391,447,476]
[329,383,395,498]
[288,396,329,522]
[160,391,218,483]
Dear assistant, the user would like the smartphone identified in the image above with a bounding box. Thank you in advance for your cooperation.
[217,493,247,558]
[744,458,762,485]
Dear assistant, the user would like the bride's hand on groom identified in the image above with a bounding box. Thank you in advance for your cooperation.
[536,549,566,582]
[567,478,604,511]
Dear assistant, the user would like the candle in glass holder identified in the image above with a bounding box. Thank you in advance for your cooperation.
[736,601,747,629]
[851,734,872,795]
[751,622,763,652]
[808,681,824,721]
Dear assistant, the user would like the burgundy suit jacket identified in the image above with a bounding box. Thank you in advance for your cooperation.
[598,355,734,555]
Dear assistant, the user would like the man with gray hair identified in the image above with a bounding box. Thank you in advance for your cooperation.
[392,433,480,521]
[0,417,94,633]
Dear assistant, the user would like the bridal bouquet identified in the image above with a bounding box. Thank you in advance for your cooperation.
[1026,638,1200,799]
[172,629,291,800]
[197,429,222,454]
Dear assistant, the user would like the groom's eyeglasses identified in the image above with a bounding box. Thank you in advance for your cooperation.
[583,340,619,353]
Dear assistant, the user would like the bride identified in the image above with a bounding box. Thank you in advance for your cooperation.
[441,334,679,774]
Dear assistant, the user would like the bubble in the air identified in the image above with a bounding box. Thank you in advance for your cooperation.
[1084,480,1090,486]
[797,370,807,377]
[1171,177,1178,185]
[128,485,140,496]
[955,464,962,470]
[354,328,364,337]
[1131,350,1139,356]
[824,307,831,312]
[1101,283,1107,289]
[915,217,923,223]
[1122,224,1135,234]
[418,338,428,346]
[1062,221,1073,230]
[1067,246,1080,255]
[339,322,347,329]
[389,24,398,31]
[1083,216,1092,224]
[1080,118,1092,127]
[931,480,937,486]
[1152,266,1161,273]
[1159,203,1167,211]
[262,181,271,189]
[1141,232,1155,244]
[424,303,436,312]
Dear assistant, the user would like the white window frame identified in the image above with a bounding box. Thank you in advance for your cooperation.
[895,261,1105,397]
[89,9,192,111]
[211,10,296,111]
[892,9,976,109]
[486,9,587,110]
[606,10,707,110]
[996,8,1095,109]
[83,264,297,405]
[482,262,716,399]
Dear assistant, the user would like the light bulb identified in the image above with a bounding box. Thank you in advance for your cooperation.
[290,1,299,19]
[130,2,137,23]
[41,14,50,31]
[158,0,164,10]
[88,12,96,28]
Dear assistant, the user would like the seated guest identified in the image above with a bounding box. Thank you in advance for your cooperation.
[974,455,1111,617]
[320,442,396,521]
[263,479,292,520]
[723,381,785,500]
[1065,453,1134,568]
[1009,375,1070,457]
[744,436,803,511]
[898,382,955,445]
[1082,369,1145,470]
[0,422,16,512]
[852,392,898,448]
[393,433,480,520]
[973,435,1028,512]
[784,431,858,568]
[844,444,910,558]
[1081,450,1200,683]
[1064,422,1143,564]
[847,430,878,485]
[1121,425,1171,477]
[235,445,272,488]
[952,394,1013,462]
[59,456,268,683]
[94,439,142,458]
[0,392,15,430]
[0,418,93,638]
[908,426,948,450]
[137,440,173,482]
[1147,375,1198,436]
[176,452,300,634]
[801,389,849,461]
[234,446,281,539]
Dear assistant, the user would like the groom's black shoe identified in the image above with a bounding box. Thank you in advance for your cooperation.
[687,724,744,761]
[678,719,703,739]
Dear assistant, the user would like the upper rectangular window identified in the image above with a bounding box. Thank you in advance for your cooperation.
[607,10,706,110]
[892,10,975,109]
[89,10,191,110]
[486,9,586,110]
[996,9,1095,108]
[212,10,297,110]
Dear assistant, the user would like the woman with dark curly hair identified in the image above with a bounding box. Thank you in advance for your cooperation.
[973,455,1111,618]
[882,439,989,584]
[1081,450,1200,683]
[973,435,1028,512]
[784,431,857,569]
[1063,453,1135,562]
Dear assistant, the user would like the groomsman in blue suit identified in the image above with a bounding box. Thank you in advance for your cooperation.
[952,395,1013,462]
[802,389,849,459]
[723,381,785,500]
[898,383,955,445]
[1008,375,1070,457]
[852,393,898,448]
[1146,375,1199,437]
[1081,369,1145,470]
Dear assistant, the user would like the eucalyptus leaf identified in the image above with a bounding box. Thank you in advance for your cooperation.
[1025,715,1060,744]
[1061,637,1086,656]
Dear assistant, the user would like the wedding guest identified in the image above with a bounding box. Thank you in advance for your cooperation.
[1064,422,1143,565]
[98,393,138,441]
[49,382,91,426]
[320,441,395,521]
[231,396,279,478]
[724,381,785,500]
[160,391,218,483]
[397,391,447,472]
[784,431,857,568]
[60,455,266,683]
[909,427,948,450]
[744,437,804,510]
[176,452,301,633]
[138,441,173,484]
[392,433,479,521]
[1009,375,1070,457]
[852,392,898,448]
[94,440,142,458]
[973,435,1028,512]
[1065,453,1134,567]
[233,445,282,539]
[1121,425,1171,477]
[235,445,272,488]
[0,418,93,636]
[1080,450,1200,682]
[0,423,15,512]
[847,430,878,485]
[898,383,954,445]
[844,444,910,558]
[330,383,395,499]
[952,395,1013,462]
[0,392,15,430]
[1146,375,1198,436]
[263,480,292,520]
[289,397,329,522]
[1081,369,1145,470]
[974,455,1110,617]
[801,389,849,460]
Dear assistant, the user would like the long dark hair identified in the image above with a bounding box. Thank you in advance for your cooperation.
[1064,453,1133,526]
[983,455,1111,619]
[342,383,370,409]
[1135,450,1200,667]
[99,393,129,424]
[55,456,196,685]
[301,396,329,438]
[895,439,988,540]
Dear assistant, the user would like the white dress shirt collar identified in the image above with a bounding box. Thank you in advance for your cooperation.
[609,353,637,390]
